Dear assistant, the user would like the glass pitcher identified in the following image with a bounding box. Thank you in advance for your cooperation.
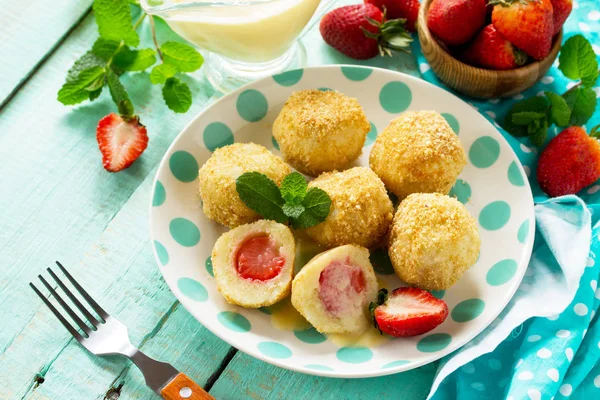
[141,0,335,92]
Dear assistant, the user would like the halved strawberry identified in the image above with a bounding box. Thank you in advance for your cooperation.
[370,287,448,337]
[96,113,148,172]
[318,260,366,316]
[236,235,285,281]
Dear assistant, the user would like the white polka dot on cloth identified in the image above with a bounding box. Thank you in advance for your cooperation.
[566,348,574,362]
[593,44,600,56]
[516,358,524,368]
[579,22,591,32]
[462,363,475,374]
[588,185,600,195]
[541,76,554,84]
[566,82,578,90]
[528,334,542,342]
[486,111,496,118]
[523,165,531,177]
[547,368,559,382]
[507,396,514,400]
[591,311,596,320]
[594,375,600,388]
[595,288,600,300]
[471,382,485,391]
[589,10,600,20]
[556,330,570,338]
[527,389,542,400]
[560,384,572,396]
[583,329,588,337]
[488,358,502,370]
[547,314,559,321]
[518,371,534,380]
[488,98,500,104]
[591,280,597,291]
[537,348,552,358]
[588,257,596,267]
[419,63,430,74]
[574,303,588,316]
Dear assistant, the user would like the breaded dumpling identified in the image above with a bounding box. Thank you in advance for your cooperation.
[305,167,393,249]
[370,110,466,199]
[272,89,370,176]
[199,143,291,228]
[212,220,295,308]
[389,193,480,291]
[291,245,378,334]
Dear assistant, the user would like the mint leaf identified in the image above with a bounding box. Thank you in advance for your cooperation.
[236,172,287,223]
[89,88,103,101]
[545,91,571,127]
[563,87,597,125]
[558,34,599,87]
[504,96,550,137]
[86,74,106,91]
[282,203,305,219]
[58,66,105,105]
[91,38,120,60]
[294,187,331,229]
[161,42,204,72]
[93,0,140,47]
[113,47,156,71]
[280,172,307,204]
[150,63,178,84]
[162,77,192,113]
[529,119,548,147]
[106,69,134,117]
[66,52,105,83]
[511,111,546,125]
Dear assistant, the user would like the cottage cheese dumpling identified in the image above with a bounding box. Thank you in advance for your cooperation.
[212,220,295,308]
[389,193,480,291]
[304,167,393,249]
[291,245,378,334]
[370,110,466,199]
[198,143,291,228]
[272,89,370,176]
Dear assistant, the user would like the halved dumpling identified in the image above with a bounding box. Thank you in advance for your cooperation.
[212,220,295,308]
[291,245,378,334]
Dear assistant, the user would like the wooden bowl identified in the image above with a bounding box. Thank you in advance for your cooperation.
[417,0,562,99]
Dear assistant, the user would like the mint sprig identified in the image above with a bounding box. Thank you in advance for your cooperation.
[504,35,599,146]
[236,171,332,229]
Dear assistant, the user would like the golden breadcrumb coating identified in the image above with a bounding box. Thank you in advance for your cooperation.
[272,89,370,176]
[369,110,466,199]
[198,143,291,228]
[304,167,394,249]
[389,193,480,291]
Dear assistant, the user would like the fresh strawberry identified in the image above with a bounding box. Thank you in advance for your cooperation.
[320,4,412,60]
[463,24,527,70]
[370,287,448,337]
[236,236,285,281]
[537,126,600,197]
[96,113,148,172]
[426,0,487,46]
[549,0,572,36]
[364,0,420,32]
[491,0,554,60]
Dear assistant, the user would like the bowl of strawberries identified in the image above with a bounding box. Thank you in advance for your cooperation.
[418,0,569,98]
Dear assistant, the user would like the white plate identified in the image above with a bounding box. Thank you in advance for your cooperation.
[149,65,535,378]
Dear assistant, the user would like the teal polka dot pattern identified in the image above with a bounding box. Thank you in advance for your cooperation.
[508,161,525,187]
[305,364,334,372]
[365,122,378,147]
[169,151,199,183]
[170,218,201,247]
[486,259,518,286]
[236,89,268,122]
[341,66,373,81]
[272,69,303,86]
[370,249,395,275]
[271,136,280,151]
[152,181,166,206]
[258,307,272,315]
[379,81,412,113]
[479,201,511,231]
[469,136,501,168]
[178,278,208,302]
[431,290,445,299]
[449,179,471,204]
[205,256,214,277]
[336,347,373,363]
[452,299,486,322]
[417,333,452,353]
[318,87,333,91]
[442,113,460,134]
[258,342,292,359]
[382,360,410,369]
[518,219,530,244]
[294,328,326,344]
[203,122,234,151]
[217,311,251,332]
[154,241,168,266]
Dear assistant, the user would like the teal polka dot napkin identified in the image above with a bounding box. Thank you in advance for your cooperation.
[414,1,600,399]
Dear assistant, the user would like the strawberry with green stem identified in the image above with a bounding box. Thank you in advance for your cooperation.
[463,24,527,70]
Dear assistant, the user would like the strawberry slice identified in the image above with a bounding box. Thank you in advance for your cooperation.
[370,287,449,337]
[318,260,366,317]
[96,113,148,172]
[236,235,285,281]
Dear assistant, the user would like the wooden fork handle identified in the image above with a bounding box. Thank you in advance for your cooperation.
[160,372,214,400]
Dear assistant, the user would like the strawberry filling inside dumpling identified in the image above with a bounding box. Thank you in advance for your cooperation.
[235,235,285,281]
[318,260,366,317]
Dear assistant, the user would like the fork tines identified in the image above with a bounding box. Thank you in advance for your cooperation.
[30,262,108,341]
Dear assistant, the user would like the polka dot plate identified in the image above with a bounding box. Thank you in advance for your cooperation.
[150,65,535,378]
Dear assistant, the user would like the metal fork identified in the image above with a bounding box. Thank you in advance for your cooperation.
[31,262,213,400]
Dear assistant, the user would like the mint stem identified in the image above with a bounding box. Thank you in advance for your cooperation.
[106,13,147,69]
[149,16,163,62]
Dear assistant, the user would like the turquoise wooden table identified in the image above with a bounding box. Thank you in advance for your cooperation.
[0,0,437,398]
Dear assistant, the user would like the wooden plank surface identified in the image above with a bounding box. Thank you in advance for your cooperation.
[0,0,93,107]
